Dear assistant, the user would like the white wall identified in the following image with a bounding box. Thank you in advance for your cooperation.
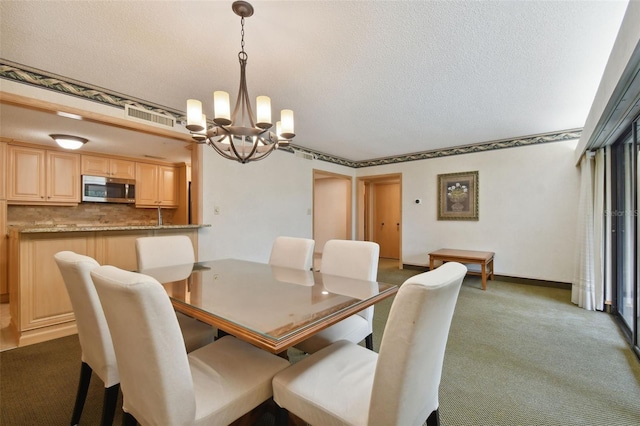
[357,139,580,283]
[198,148,354,263]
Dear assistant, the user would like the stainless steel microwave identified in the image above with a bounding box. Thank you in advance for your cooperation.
[82,175,136,203]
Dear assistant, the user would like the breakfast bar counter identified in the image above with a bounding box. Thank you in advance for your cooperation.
[7,223,210,347]
[14,224,209,233]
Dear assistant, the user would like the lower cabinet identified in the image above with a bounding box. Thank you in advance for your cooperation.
[0,200,7,303]
[8,228,198,347]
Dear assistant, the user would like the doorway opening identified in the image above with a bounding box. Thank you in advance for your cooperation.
[313,170,353,269]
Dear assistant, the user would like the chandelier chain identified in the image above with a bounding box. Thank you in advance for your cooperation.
[240,16,246,60]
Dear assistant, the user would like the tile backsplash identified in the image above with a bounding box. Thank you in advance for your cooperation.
[7,203,176,227]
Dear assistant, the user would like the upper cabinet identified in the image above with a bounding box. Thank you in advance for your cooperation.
[135,162,177,208]
[81,154,136,179]
[7,145,81,205]
[0,140,6,200]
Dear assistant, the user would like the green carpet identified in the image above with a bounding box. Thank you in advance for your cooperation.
[1,263,639,425]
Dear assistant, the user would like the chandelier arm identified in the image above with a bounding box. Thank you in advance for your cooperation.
[230,56,246,125]
[206,138,240,162]
[229,56,258,130]
[229,136,259,163]
[203,128,279,164]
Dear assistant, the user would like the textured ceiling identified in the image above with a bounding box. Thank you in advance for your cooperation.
[0,0,630,163]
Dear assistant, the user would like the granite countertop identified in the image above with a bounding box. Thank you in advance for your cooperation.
[12,224,211,234]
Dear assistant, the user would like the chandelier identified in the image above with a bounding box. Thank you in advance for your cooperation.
[186,1,295,164]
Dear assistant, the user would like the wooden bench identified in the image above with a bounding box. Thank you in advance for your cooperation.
[428,249,495,290]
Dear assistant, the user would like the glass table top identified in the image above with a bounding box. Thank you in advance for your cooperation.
[140,259,397,343]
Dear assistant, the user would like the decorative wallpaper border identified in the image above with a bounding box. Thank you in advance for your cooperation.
[1,59,581,168]
[0,59,185,121]
[353,129,582,168]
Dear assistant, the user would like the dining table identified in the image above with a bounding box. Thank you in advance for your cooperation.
[139,258,398,354]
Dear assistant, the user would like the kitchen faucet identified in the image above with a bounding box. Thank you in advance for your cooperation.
[157,206,163,226]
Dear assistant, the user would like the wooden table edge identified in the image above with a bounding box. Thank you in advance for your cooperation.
[171,286,398,354]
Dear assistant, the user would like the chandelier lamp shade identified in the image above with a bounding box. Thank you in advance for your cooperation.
[186,1,295,164]
[49,134,88,150]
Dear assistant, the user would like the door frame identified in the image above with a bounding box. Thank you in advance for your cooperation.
[356,173,402,268]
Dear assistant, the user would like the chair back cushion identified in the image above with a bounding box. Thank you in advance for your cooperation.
[91,265,196,425]
[136,235,195,270]
[320,240,379,281]
[54,251,119,387]
[269,236,315,270]
[369,262,467,425]
[320,240,379,323]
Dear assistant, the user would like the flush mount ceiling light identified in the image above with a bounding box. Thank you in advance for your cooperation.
[186,1,295,164]
[50,134,88,150]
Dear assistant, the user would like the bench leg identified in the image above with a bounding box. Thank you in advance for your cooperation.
[481,263,487,290]
[489,259,495,280]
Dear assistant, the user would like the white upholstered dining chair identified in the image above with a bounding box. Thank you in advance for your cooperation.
[135,235,216,352]
[269,236,315,270]
[90,265,290,426]
[55,250,217,425]
[294,239,379,353]
[135,234,195,269]
[273,262,467,426]
[54,251,120,426]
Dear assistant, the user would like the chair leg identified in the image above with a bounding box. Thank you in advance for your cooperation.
[122,412,137,426]
[426,408,440,426]
[365,333,374,350]
[71,362,92,425]
[275,406,289,426]
[101,384,120,426]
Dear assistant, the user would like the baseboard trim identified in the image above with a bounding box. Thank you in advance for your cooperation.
[493,275,571,290]
[402,264,429,272]
[401,264,571,290]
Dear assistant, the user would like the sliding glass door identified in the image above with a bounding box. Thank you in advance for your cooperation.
[636,119,640,357]
[611,116,639,358]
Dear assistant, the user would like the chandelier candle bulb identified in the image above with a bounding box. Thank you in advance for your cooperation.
[213,91,232,125]
[280,109,295,139]
[192,114,208,142]
[256,96,272,128]
[186,99,204,131]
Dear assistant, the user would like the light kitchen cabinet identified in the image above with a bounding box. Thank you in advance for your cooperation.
[0,200,7,302]
[0,140,6,200]
[1,142,6,301]
[9,231,94,345]
[136,162,177,208]
[8,226,200,347]
[81,154,136,179]
[7,145,80,205]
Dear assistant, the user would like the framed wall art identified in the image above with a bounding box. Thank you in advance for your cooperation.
[437,171,478,220]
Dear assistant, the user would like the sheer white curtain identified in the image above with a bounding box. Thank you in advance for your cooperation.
[572,149,605,311]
